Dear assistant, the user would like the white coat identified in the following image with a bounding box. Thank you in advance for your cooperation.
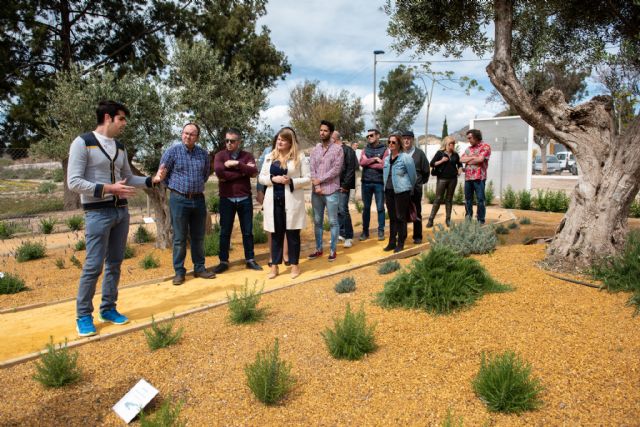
[258,152,311,232]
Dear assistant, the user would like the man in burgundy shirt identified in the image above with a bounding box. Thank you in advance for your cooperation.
[212,128,263,273]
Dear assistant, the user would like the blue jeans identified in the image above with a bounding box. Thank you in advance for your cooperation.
[76,207,129,318]
[311,191,339,253]
[169,193,207,276]
[464,179,486,224]
[338,190,353,239]
[219,196,255,262]
[361,181,385,235]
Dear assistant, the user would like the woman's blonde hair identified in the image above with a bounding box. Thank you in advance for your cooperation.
[441,135,456,150]
[270,127,300,168]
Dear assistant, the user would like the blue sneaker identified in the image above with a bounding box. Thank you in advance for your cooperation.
[76,315,97,337]
[98,309,129,325]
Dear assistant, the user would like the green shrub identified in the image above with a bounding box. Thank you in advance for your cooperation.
[70,254,82,269]
[591,230,640,314]
[51,168,64,183]
[140,253,159,269]
[204,231,220,256]
[519,217,531,225]
[54,258,65,269]
[516,190,532,210]
[306,206,314,218]
[429,220,497,256]
[494,224,509,235]
[548,190,570,212]
[33,338,81,388]
[15,240,46,262]
[123,244,135,259]
[207,195,220,214]
[0,221,18,239]
[377,247,510,314]
[473,351,543,413]
[74,239,86,251]
[485,180,495,206]
[508,222,519,230]
[322,303,376,360]
[144,315,184,351]
[65,215,84,231]
[425,187,437,204]
[139,398,185,427]
[227,280,265,324]
[37,182,57,194]
[453,185,464,205]
[0,272,27,294]
[245,338,295,405]
[501,185,517,209]
[378,260,401,275]
[355,200,364,213]
[334,277,356,293]
[630,198,640,218]
[40,217,57,234]
[133,225,153,243]
[253,211,268,244]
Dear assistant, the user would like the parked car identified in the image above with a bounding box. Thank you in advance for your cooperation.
[533,155,562,174]
[569,162,579,175]
[555,152,576,170]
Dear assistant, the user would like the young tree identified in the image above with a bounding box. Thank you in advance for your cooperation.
[441,116,449,139]
[386,0,640,269]
[377,65,426,135]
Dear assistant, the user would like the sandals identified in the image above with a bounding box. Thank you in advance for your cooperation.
[290,265,300,279]
[267,265,279,279]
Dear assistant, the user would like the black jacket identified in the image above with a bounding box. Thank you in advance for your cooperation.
[411,147,430,189]
[430,150,462,179]
[340,144,357,190]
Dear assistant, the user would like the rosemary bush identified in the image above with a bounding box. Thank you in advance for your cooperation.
[508,222,519,230]
[0,221,18,239]
[133,225,153,243]
[429,220,497,256]
[453,185,464,205]
[378,260,401,275]
[253,211,268,244]
[54,258,66,269]
[65,215,84,231]
[139,398,185,427]
[140,253,159,269]
[40,217,57,234]
[123,244,135,259]
[485,180,495,206]
[334,277,356,293]
[519,217,531,225]
[501,185,517,209]
[516,190,532,210]
[245,338,295,405]
[322,303,376,360]
[494,224,509,235]
[227,280,265,324]
[0,272,26,294]
[144,315,184,351]
[15,240,47,262]
[70,254,82,269]
[74,239,86,251]
[33,338,81,388]
[204,231,220,256]
[355,200,364,213]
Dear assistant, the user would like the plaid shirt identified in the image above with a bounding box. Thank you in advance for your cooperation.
[160,143,210,194]
[464,142,491,181]
[309,142,344,195]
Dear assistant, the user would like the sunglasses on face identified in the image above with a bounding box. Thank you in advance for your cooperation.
[224,138,240,143]
[367,134,375,138]
[388,140,398,145]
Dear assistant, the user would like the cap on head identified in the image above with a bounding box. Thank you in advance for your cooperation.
[401,130,415,138]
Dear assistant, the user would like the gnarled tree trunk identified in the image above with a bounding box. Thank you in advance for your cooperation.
[144,186,173,249]
[488,0,640,270]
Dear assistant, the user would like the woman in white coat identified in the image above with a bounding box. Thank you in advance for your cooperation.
[259,127,310,279]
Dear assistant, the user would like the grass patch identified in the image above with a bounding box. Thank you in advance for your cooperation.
[33,338,81,388]
[227,280,265,324]
[0,220,18,239]
[144,315,184,351]
[591,230,640,314]
[65,215,84,231]
[253,211,268,244]
[429,220,497,256]
[15,240,46,262]
[473,351,543,414]
[40,217,57,234]
[378,260,401,275]
[140,253,159,269]
[519,217,531,225]
[334,276,356,293]
[37,182,57,194]
[245,338,295,405]
[133,225,153,243]
[139,398,185,427]
[377,247,511,314]
[0,272,27,294]
[0,196,63,219]
[322,303,376,360]
[74,239,86,251]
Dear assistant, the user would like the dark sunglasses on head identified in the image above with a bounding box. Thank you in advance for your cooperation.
[224,138,240,143]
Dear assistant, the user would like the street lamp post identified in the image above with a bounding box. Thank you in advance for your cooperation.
[372,50,385,128]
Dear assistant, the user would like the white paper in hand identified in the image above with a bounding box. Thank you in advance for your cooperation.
[113,379,159,423]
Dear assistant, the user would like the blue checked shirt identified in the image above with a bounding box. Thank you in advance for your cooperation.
[160,143,210,194]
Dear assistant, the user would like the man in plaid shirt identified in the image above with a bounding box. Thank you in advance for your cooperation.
[308,120,344,262]
[460,129,492,224]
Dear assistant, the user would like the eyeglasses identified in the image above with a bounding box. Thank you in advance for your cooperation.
[388,140,397,145]
[367,134,375,138]
[224,138,240,143]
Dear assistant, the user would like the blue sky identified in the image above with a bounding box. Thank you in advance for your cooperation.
[257,0,503,138]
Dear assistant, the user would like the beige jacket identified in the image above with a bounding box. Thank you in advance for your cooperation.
[258,153,311,232]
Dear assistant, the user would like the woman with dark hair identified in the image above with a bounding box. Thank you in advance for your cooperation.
[382,133,417,253]
[258,127,310,279]
[427,136,462,228]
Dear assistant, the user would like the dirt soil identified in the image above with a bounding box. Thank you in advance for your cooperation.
[0,207,638,426]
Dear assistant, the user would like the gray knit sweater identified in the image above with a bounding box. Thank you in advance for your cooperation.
[67,132,151,210]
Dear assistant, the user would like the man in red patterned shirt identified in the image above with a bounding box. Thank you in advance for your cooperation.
[460,129,491,224]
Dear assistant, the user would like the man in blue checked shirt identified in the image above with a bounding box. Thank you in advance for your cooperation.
[155,123,216,285]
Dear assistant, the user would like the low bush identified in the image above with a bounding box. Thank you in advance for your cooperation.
[227,280,265,324]
[501,185,517,209]
[517,190,532,210]
[378,260,401,275]
[15,240,46,262]
[377,247,510,314]
[70,254,82,269]
[453,185,464,205]
[123,244,135,259]
[40,217,56,234]
[355,200,364,213]
[144,315,184,351]
[139,398,185,427]
[74,239,86,251]
[473,351,543,413]
[533,189,570,213]
[204,231,220,256]
[485,180,495,206]
[37,182,57,194]
[133,225,153,244]
[323,220,330,231]
[334,277,356,293]
[51,168,64,183]
[253,211,268,244]
[494,224,509,235]
[54,258,65,269]
[207,195,220,214]
[140,253,159,269]
[66,215,84,231]
[429,220,497,256]
[322,303,376,360]
[425,187,437,204]
[0,221,18,239]
[0,272,26,294]
[33,338,81,388]
[508,222,519,230]
[245,338,295,405]
[591,230,640,314]
[630,198,640,218]
[519,217,531,225]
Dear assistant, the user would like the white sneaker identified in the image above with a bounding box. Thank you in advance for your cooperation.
[344,239,353,248]
[338,235,345,242]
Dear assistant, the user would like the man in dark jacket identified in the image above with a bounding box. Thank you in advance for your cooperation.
[402,130,430,244]
[333,131,357,248]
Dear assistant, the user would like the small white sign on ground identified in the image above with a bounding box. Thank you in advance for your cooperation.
[142,217,155,224]
[112,379,159,423]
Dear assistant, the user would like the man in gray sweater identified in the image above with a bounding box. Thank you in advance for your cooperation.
[67,100,163,337]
